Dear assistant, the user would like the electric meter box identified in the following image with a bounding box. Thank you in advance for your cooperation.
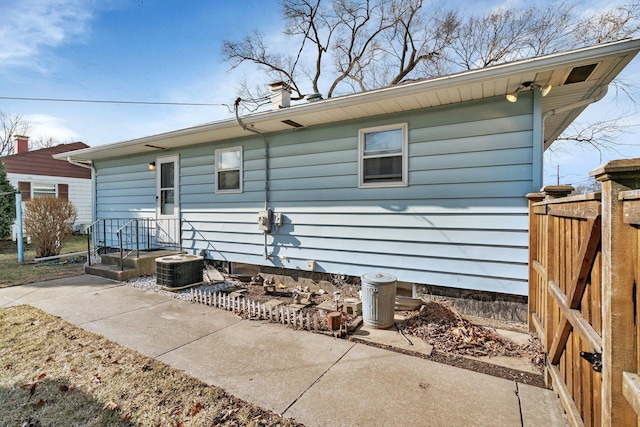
[258,209,272,232]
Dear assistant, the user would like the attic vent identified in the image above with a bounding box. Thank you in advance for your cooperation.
[156,254,204,288]
[282,119,304,128]
[564,63,598,85]
[305,93,323,102]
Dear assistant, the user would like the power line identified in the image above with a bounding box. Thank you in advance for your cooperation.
[0,96,229,107]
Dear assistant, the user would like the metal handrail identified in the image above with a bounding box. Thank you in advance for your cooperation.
[87,217,181,271]
[116,219,139,271]
[85,219,102,266]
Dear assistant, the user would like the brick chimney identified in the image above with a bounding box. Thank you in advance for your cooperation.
[14,135,29,154]
[269,81,291,110]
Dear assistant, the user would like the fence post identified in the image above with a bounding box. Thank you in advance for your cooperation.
[538,185,574,388]
[592,159,640,427]
[526,191,546,332]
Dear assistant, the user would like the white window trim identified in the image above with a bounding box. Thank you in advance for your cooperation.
[215,146,243,193]
[358,123,408,188]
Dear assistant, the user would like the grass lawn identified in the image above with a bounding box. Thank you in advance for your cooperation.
[0,235,88,288]
[0,305,302,427]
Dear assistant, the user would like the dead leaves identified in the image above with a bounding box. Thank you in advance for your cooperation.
[103,400,118,410]
[399,301,523,358]
[91,372,102,384]
[191,402,203,416]
[28,383,37,399]
[22,372,47,401]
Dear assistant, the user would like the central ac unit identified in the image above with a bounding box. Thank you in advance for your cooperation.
[156,254,204,288]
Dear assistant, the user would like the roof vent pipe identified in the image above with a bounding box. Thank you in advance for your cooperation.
[269,81,291,110]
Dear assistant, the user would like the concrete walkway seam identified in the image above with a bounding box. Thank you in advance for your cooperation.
[280,341,357,417]
[153,314,243,359]
[77,297,176,327]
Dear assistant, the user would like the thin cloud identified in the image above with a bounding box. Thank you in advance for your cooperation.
[23,113,81,143]
[0,0,94,69]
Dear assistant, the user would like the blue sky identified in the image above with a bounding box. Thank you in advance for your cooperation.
[1,0,639,187]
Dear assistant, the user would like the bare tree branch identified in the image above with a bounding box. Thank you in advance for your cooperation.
[221,0,640,154]
[0,112,30,157]
[573,3,640,45]
[554,117,639,157]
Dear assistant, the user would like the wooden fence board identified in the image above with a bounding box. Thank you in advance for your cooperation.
[623,200,640,225]
[623,372,640,419]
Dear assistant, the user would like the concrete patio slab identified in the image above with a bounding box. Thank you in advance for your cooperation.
[519,383,569,427]
[0,275,120,309]
[0,276,569,426]
[284,343,523,427]
[81,298,243,357]
[158,320,355,414]
[351,323,433,357]
[30,284,171,325]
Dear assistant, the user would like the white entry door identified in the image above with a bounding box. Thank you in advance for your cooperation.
[156,155,180,247]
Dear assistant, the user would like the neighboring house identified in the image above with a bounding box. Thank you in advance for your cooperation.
[2,138,92,233]
[55,39,640,298]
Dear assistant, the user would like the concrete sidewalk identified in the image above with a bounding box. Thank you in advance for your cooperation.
[0,276,568,426]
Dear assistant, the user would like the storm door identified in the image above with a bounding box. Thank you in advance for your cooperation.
[155,155,181,247]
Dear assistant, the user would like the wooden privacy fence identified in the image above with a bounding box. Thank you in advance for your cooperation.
[528,158,640,427]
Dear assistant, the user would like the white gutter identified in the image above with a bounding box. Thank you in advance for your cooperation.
[542,85,609,148]
[66,157,97,227]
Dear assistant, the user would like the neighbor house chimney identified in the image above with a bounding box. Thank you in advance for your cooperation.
[14,135,29,154]
[269,81,291,110]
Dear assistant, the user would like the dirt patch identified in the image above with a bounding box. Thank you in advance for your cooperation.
[399,302,531,358]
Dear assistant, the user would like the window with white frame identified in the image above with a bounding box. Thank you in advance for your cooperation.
[215,146,242,193]
[359,123,408,187]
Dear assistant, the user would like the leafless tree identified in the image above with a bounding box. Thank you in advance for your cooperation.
[574,3,640,45]
[571,179,601,196]
[0,111,30,157]
[31,135,59,150]
[223,0,640,144]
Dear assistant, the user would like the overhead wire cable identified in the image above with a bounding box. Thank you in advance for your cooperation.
[0,96,228,107]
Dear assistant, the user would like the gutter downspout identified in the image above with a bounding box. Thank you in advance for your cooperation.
[234,98,270,260]
[66,157,96,229]
[542,85,609,148]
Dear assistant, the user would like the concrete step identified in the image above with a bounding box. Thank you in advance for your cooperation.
[85,263,140,282]
[99,250,183,272]
[87,249,184,281]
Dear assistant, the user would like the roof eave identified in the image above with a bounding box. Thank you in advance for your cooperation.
[54,38,640,162]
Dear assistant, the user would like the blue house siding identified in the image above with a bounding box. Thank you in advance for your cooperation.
[95,95,537,296]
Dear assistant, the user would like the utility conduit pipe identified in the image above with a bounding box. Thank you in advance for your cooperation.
[234,98,271,260]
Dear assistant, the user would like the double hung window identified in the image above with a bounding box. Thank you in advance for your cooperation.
[359,123,408,187]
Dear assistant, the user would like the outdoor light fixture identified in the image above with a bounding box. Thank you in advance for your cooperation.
[506,81,552,102]
[148,162,156,171]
